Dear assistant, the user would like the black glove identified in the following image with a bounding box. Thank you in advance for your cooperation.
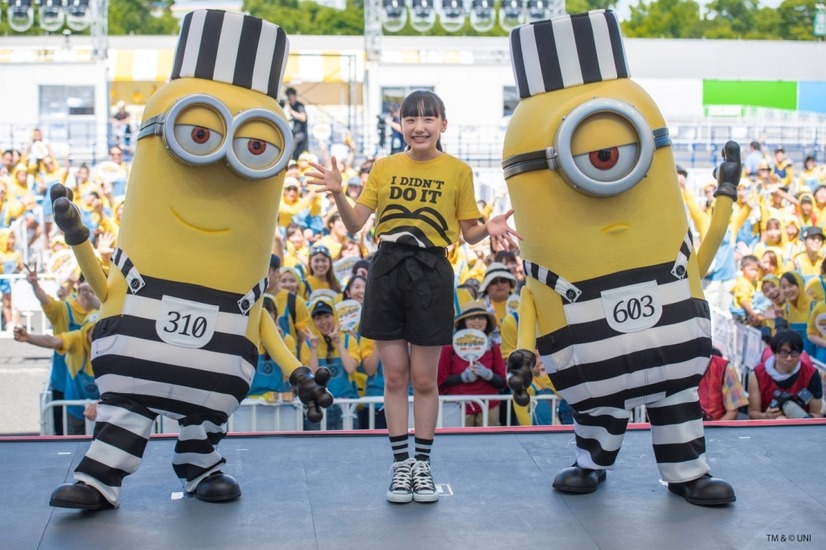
[506,349,536,407]
[50,184,89,245]
[713,140,741,200]
[289,366,333,423]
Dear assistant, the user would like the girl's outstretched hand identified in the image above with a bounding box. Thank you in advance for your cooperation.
[486,208,522,251]
[305,156,344,194]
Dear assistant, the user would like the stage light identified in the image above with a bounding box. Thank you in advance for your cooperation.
[8,0,35,33]
[65,0,90,31]
[38,0,65,32]
[498,0,524,32]
[409,0,437,33]
[438,0,466,33]
[381,0,408,33]
[469,0,495,32]
[525,0,551,23]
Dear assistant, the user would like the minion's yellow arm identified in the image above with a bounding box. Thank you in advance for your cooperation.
[260,313,303,377]
[70,241,109,302]
[697,195,734,277]
[516,286,538,353]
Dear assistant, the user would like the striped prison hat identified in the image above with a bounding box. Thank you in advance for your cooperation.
[171,10,289,101]
[509,9,629,100]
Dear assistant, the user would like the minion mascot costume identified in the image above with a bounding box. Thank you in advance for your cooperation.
[502,10,740,506]
[48,10,332,510]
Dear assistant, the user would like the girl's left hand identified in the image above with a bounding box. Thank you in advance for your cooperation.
[486,209,523,251]
[305,157,343,194]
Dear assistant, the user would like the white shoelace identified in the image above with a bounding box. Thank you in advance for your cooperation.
[390,458,414,492]
[412,460,435,493]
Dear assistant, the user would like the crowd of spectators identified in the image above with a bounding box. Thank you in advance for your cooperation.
[683,140,826,420]
[4,122,826,431]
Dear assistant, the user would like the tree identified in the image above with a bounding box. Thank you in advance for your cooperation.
[623,0,705,38]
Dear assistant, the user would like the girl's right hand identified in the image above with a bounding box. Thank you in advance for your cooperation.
[304,156,343,194]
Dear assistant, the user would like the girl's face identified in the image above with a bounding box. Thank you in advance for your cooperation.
[801,202,813,216]
[402,113,446,157]
[330,219,348,237]
[278,272,299,294]
[815,188,826,205]
[313,312,335,334]
[759,253,776,274]
[785,224,799,240]
[780,278,800,302]
[762,281,780,301]
[765,223,781,243]
[310,254,330,276]
[463,314,488,332]
[347,278,366,303]
[287,230,305,248]
[340,240,361,258]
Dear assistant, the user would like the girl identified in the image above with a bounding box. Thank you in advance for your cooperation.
[437,300,506,427]
[299,297,361,430]
[781,216,803,263]
[752,217,783,261]
[345,275,386,430]
[758,250,782,279]
[305,89,520,504]
[304,244,342,298]
[283,222,310,269]
[780,271,816,356]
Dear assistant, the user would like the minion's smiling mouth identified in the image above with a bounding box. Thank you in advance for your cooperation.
[602,223,631,234]
[171,208,229,234]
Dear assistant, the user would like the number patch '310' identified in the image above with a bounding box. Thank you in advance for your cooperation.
[156,295,219,348]
[600,281,662,334]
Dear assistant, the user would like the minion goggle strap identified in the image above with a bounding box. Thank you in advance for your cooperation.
[501,98,672,197]
[138,94,294,180]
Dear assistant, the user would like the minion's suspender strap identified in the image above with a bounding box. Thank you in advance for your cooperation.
[671,231,693,280]
[238,278,268,315]
[112,248,146,294]
[523,260,582,304]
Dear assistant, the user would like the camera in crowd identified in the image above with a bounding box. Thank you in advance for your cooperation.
[768,388,814,419]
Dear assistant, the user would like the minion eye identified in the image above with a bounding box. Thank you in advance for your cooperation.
[232,137,281,169]
[173,124,224,156]
[573,143,639,182]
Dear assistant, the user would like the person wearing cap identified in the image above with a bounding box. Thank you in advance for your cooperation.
[783,226,824,281]
[772,146,794,189]
[278,176,317,230]
[300,297,361,430]
[479,262,517,344]
[437,300,506,427]
[305,244,342,298]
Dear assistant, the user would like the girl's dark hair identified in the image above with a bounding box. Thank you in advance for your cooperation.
[769,329,803,354]
[780,271,800,288]
[262,295,278,318]
[343,274,367,299]
[400,90,446,152]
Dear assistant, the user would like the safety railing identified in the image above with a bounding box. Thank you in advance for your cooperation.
[38,391,655,436]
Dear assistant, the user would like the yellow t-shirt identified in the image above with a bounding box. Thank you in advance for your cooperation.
[357,152,481,248]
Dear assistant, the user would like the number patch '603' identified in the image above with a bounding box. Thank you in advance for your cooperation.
[156,295,219,348]
[601,281,662,334]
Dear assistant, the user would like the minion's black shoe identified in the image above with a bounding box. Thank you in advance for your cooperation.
[552,465,606,494]
[50,482,114,510]
[668,474,736,506]
[193,472,241,502]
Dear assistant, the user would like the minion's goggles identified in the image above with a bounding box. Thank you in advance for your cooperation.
[501,98,671,197]
[138,94,294,180]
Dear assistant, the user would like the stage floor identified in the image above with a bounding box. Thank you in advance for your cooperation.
[2,422,824,550]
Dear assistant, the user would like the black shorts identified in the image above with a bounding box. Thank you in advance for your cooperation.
[360,242,454,346]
